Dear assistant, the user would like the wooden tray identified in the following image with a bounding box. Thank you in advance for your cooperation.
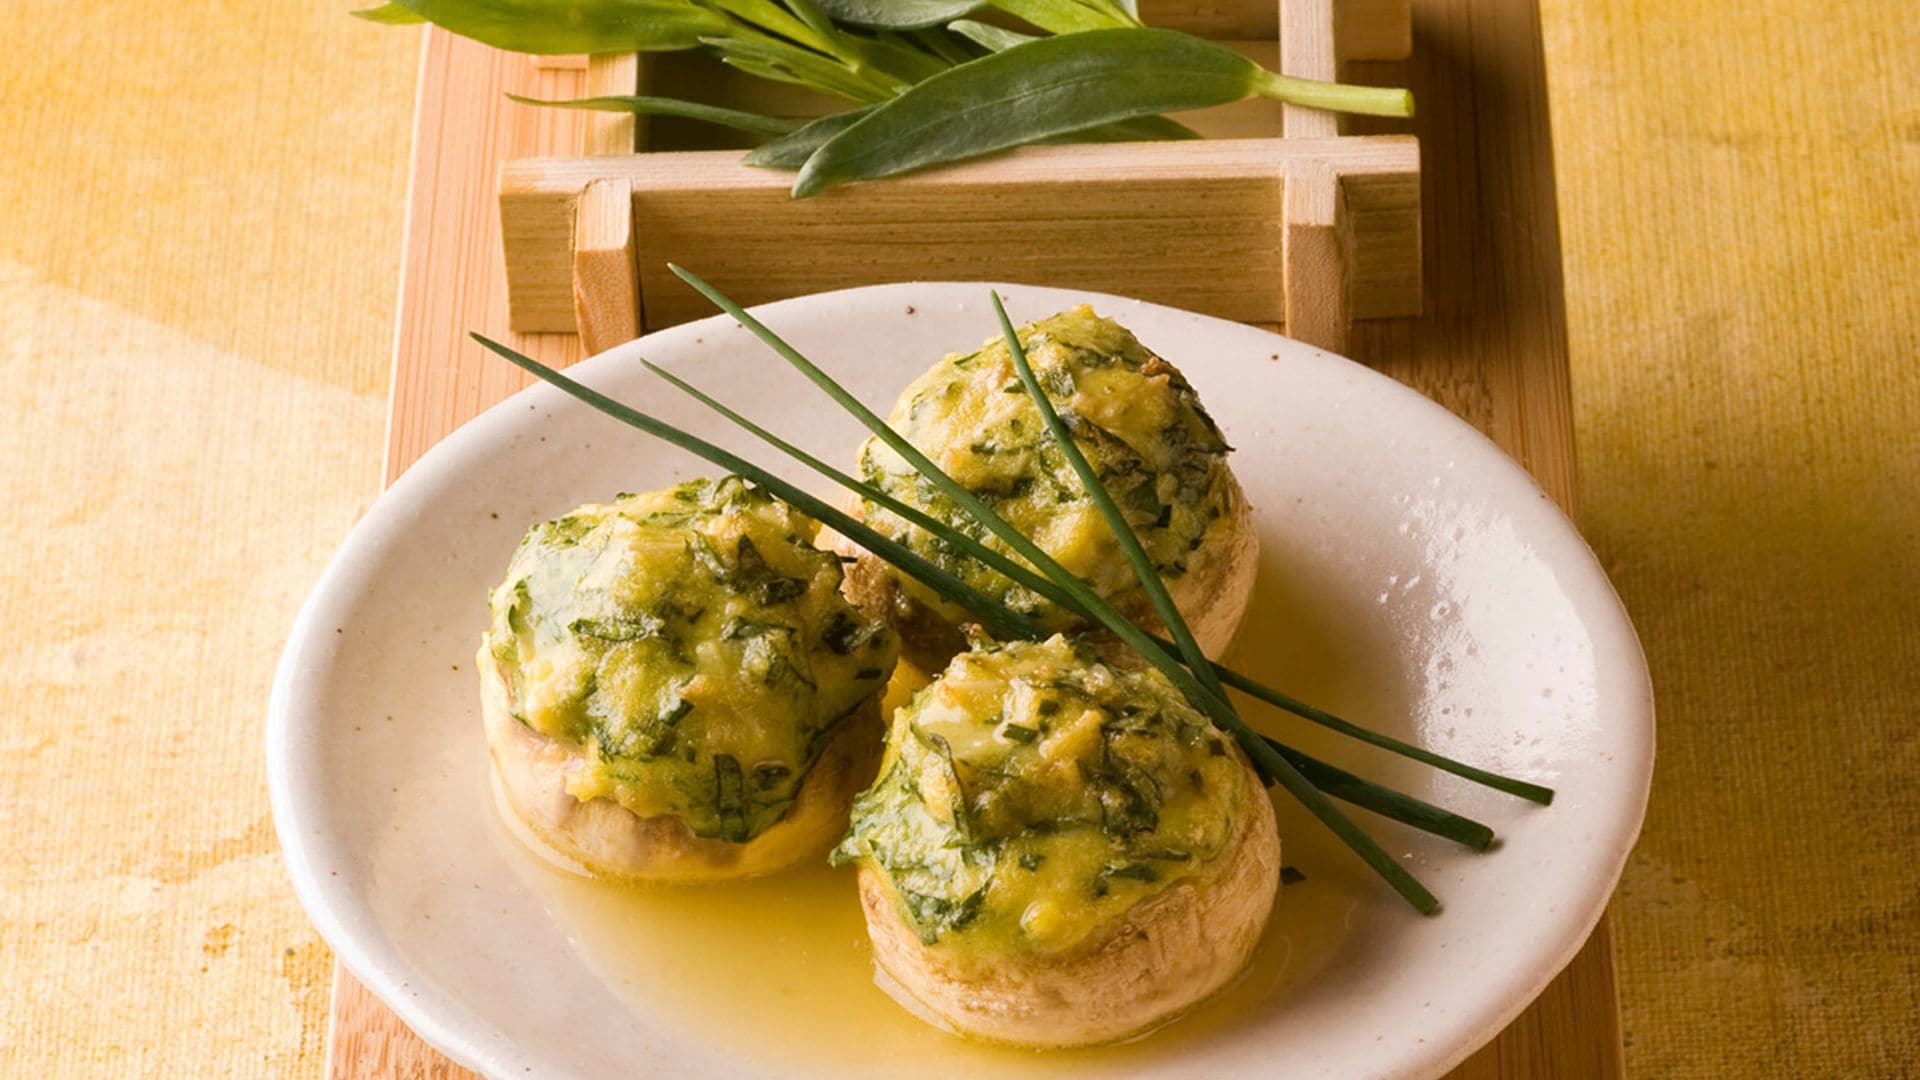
[333,4,1623,1075]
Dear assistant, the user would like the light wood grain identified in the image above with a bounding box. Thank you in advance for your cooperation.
[381,31,590,487]
[584,53,639,155]
[501,137,1420,338]
[1282,162,1352,353]
[1279,0,1342,139]
[569,177,639,356]
[340,0,1622,1071]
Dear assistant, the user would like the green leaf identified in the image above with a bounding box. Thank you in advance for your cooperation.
[945,17,1200,143]
[742,107,874,169]
[811,0,987,29]
[944,18,1034,52]
[1083,0,1143,25]
[794,26,1412,195]
[350,4,428,25]
[794,28,1260,196]
[1057,114,1201,142]
[507,93,799,135]
[989,0,1123,34]
[702,33,892,102]
[907,26,978,67]
[374,0,729,54]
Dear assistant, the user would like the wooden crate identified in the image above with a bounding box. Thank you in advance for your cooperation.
[499,0,1421,356]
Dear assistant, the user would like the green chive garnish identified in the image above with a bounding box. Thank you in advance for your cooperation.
[642,358,1550,804]
[991,292,1437,914]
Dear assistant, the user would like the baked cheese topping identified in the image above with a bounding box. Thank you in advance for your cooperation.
[857,306,1236,631]
[483,477,897,842]
[835,636,1249,957]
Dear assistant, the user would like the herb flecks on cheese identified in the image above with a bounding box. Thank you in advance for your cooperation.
[834,636,1248,957]
[483,477,897,842]
[858,306,1234,631]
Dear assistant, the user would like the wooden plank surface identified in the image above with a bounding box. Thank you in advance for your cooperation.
[338,3,1620,1074]
[498,137,1422,335]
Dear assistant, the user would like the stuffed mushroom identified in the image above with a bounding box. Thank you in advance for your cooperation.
[833,635,1280,1047]
[841,307,1257,669]
[479,477,899,882]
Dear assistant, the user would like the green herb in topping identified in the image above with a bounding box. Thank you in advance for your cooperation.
[733,535,809,605]
[820,609,874,654]
[1092,861,1158,897]
[713,754,748,842]
[1000,723,1039,743]
[899,885,988,944]
[569,612,665,642]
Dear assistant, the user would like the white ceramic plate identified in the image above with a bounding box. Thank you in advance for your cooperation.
[269,283,1652,1079]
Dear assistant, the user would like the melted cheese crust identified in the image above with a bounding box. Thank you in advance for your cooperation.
[481,477,897,841]
[857,306,1237,633]
[835,636,1249,958]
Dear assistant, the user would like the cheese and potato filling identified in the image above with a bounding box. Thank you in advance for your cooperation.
[857,306,1237,631]
[482,477,898,842]
[834,636,1250,958]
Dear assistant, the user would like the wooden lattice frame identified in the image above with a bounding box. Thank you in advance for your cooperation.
[497,0,1420,356]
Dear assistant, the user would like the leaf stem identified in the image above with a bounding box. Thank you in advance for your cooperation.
[1271,738,1495,851]
[1254,70,1415,118]
[506,94,800,136]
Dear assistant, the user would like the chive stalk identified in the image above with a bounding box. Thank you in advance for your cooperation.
[643,358,1550,804]
[663,265,1238,716]
[477,332,1476,909]
[990,292,1226,706]
[989,293,1438,913]
[1271,738,1495,852]
[639,358,1504,848]
[470,335,1033,642]
[661,268,1437,912]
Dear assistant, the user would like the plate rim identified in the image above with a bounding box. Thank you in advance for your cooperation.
[269,281,1654,1079]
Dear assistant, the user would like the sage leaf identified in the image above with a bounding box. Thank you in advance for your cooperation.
[376,0,729,54]
[794,28,1261,196]
[945,18,1035,52]
[989,0,1124,34]
[507,93,800,136]
[701,32,893,101]
[1060,115,1200,142]
[794,27,1411,195]
[742,107,875,169]
[1083,0,1143,24]
[950,12,1202,139]
[811,0,987,29]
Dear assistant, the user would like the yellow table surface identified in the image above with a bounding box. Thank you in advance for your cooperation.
[1,2,1913,1075]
